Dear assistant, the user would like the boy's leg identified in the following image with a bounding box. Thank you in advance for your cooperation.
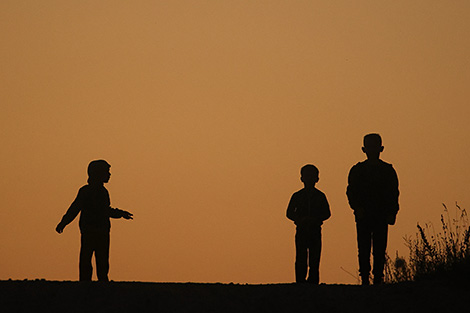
[307,229,322,285]
[372,222,388,284]
[295,231,308,283]
[79,232,94,281]
[95,231,110,282]
[356,221,372,285]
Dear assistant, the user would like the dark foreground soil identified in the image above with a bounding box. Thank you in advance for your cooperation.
[0,280,468,313]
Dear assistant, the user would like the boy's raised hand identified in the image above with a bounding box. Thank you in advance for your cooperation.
[121,210,133,220]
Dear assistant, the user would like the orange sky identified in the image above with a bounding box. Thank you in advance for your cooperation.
[1,1,470,284]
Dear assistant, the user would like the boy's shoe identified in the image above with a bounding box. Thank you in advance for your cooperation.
[373,276,383,285]
[361,276,370,286]
[306,277,319,285]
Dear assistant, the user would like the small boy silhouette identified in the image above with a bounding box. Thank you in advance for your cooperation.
[347,134,399,285]
[286,164,331,284]
[56,160,133,282]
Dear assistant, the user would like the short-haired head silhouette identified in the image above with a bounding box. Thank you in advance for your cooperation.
[362,133,384,160]
[300,164,319,187]
[87,160,111,184]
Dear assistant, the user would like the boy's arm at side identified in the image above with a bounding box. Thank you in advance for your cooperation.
[386,165,400,225]
[390,165,400,213]
[346,165,362,212]
[320,194,331,222]
[347,167,369,221]
[56,193,82,234]
[109,207,133,220]
[286,195,298,223]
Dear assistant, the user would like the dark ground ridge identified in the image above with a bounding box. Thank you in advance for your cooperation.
[0,280,468,313]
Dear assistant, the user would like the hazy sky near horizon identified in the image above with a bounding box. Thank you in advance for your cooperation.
[1,1,470,284]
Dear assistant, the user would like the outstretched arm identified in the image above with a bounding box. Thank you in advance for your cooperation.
[109,207,133,220]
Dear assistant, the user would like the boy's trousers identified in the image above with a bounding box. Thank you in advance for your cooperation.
[79,230,110,281]
[356,218,388,281]
[295,227,322,284]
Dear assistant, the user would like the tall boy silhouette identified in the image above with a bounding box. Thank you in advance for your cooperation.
[347,134,399,285]
[56,160,133,281]
[286,164,331,284]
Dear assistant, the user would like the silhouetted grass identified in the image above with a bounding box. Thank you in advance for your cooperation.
[386,203,470,284]
[384,252,411,283]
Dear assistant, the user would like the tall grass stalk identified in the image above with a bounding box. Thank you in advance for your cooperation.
[386,203,470,283]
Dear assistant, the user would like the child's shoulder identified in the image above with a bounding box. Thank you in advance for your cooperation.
[350,161,365,171]
[377,160,396,172]
[291,188,305,197]
[79,184,91,190]
[78,184,106,193]
[313,187,327,197]
[378,159,393,166]
[353,159,394,169]
[76,184,90,195]
[292,188,326,197]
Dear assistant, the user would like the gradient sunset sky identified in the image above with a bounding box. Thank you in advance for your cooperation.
[1,1,470,284]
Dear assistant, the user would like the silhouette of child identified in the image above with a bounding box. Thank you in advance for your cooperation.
[347,133,399,285]
[286,164,331,284]
[56,160,133,281]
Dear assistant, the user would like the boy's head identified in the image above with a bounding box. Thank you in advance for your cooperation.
[87,160,111,184]
[362,133,384,160]
[300,164,319,187]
